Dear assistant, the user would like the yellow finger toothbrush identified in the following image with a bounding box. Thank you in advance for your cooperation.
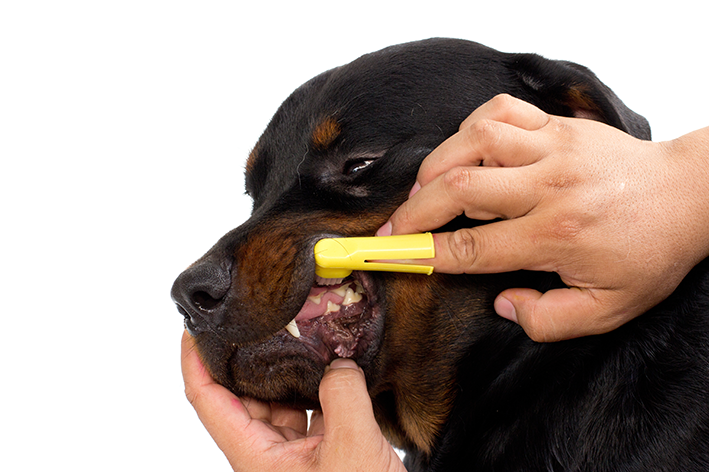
[314,233,435,281]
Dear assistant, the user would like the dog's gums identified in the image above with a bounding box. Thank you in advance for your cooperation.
[296,280,365,322]
[284,276,376,360]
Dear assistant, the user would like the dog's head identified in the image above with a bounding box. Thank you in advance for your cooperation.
[171,38,650,452]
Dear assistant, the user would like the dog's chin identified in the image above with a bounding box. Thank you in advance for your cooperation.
[214,270,385,408]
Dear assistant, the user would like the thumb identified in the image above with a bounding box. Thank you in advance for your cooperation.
[316,359,405,471]
[319,359,381,442]
[494,287,626,342]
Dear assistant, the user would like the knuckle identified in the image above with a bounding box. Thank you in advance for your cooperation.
[460,94,517,131]
[488,93,518,111]
[184,385,200,406]
[468,118,501,150]
[328,367,362,388]
[546,214,584,242]
[538,169,582,192]
[546,115,568,133]
[543,115,575,146]
[449,228,481,270]
[393,201,417,231]
[442,166,475,196]
[463,118,504,162]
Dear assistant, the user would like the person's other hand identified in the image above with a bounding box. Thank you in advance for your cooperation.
[181,331,406,471]
[378,94,709,341]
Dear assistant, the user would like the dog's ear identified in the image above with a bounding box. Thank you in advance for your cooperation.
[509,54,651,140]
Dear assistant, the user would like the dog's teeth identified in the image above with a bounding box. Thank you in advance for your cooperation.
[331,283,351,298]
[354,281,365,294]
[285,319,300,338]
[307,292,324,305]
[343,287,362,306]
[325,301,341,315]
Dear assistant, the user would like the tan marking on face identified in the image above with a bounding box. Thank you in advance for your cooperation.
[232,211,386,317]
[376,275,456,454]
[566,86,604,120]
[311,117,341,150]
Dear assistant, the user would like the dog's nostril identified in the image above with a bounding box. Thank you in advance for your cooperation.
[192,290,222,311]
[171,261,232,319]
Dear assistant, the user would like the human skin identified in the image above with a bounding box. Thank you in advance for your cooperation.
[378,94,709,342]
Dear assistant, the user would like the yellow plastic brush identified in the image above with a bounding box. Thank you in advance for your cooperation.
[314,233,435,280]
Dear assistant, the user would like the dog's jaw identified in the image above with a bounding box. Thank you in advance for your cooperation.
[176,245,458,454]
[181,238,390,407]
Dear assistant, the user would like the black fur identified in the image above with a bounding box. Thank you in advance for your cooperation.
[172,39,709,471]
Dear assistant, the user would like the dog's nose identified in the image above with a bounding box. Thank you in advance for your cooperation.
[171,261,232,332]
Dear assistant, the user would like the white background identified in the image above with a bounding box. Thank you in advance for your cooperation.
[2,1,706,470]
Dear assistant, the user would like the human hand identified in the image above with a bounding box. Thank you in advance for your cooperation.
[378,94,709,341]
[181,331,406,472]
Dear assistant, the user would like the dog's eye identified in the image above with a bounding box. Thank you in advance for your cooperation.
[344,159,375,175]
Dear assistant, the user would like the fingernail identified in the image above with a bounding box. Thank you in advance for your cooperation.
[329,358,360,370]
[408,181,421,198]
[376,221,392,237]
[494,296,518,323]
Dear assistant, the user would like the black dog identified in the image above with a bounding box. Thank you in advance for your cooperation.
[172,38,709,470]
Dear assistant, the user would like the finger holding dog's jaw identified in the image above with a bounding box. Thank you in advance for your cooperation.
[317,359,405,471]
[182,331,303,466]
[181,331,405,472]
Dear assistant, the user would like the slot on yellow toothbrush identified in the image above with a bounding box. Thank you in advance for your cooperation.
[314,233,435,279]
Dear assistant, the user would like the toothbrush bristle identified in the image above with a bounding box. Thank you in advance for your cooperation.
[315,275,345,286]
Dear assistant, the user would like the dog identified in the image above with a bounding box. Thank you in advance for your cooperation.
[171,38,709,470]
